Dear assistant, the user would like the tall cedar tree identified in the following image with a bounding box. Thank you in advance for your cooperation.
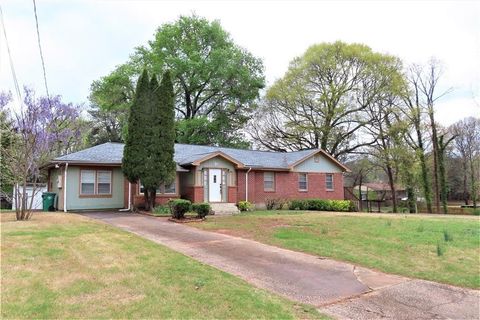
[142,71,176,210]
[122,69,150,184]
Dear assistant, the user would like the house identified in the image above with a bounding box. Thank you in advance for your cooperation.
[44,142,349,211]
[353,182,407,201]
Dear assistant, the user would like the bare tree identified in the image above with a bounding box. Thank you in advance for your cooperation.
[249,42,403,160]
[451,117,480,208]
[409,59,452,213]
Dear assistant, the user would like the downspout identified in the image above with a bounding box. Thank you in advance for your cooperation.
[119,182,132,212]
[63,163,68,212]
[245,167,252,202]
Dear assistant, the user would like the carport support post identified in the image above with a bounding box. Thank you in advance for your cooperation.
[63,163,68,212]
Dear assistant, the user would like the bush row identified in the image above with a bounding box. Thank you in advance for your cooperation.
[236,198,355,212]
[288,199,354,212]
[168,199,211,219]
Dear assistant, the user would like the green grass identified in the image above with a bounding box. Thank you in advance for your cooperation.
[1,213,324,319]
[194,210,480,289]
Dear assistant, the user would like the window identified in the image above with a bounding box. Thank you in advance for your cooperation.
[80,170,95,195]
[139,180,176,194]
[264,172,275,191]
[298,173,308,191]
[314,155,320,163]
[326,174,334,190]
[164,181,176,194]
[80,169,112,196]
[97,171,112,194]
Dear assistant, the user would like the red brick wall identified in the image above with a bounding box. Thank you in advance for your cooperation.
[127,181,180,208]
[228,186,237,203]
[237,170,344,204]
[183,186,204,203]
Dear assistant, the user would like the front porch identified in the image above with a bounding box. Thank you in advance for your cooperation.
[179,154,241,204]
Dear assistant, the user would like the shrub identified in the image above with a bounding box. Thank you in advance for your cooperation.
[288,199,353,212]
[289,199,307,210]
[153,205,170,216]
[237,201,253,212]
[168,199,191,219]
[192,203,211,218]
[265,198,287,210]
[473,209,480,216]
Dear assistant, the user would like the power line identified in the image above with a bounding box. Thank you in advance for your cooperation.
[32,0,51,102]
[0,4,22,104]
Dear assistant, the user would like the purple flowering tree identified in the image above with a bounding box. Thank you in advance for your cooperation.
[3,87,82,220]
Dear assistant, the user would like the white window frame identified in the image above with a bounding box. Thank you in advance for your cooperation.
[298,173,308,191]
[97,170,112,195]
[80,170,96,195]
[326,174,334,191]
[263,172,275,191]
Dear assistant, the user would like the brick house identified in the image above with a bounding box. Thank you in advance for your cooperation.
[45,142,349,211]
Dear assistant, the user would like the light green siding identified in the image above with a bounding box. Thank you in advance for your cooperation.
[293,153,343,173]
[66,166,124,210]
[49,168,61,209]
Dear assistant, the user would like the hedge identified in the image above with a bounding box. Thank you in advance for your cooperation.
[168,199,191,219]
[288,199,354,212]
[192,203,211,218]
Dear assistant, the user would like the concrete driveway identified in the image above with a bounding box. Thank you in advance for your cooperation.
[79,212,479,319]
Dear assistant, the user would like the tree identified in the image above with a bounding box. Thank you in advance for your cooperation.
[91,15,264,147]
[411,60,451,213]
[3,87,81,220]
[86,105,125,146]
[1,92,14,203]
[402,66,433,213]
[142,71,176,210]
[249,41,404,159]
[451,117,480,208]
[437,133,456,214]
[122,70,150,188]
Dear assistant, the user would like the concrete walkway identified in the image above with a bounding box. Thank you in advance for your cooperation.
[79,212,479,319]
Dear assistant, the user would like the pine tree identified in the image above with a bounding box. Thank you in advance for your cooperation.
[140,71,176,210]
[122,69,150,184]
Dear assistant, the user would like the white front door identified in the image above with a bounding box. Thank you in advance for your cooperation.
[208,169,222,202]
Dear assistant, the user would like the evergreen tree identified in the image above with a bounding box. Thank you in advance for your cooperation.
[140,71,176,210]
[122,69,149,185]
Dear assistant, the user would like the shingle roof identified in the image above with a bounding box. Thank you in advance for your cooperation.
[52,142,336,170]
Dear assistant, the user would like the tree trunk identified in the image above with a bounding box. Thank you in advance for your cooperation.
[415,129,432,213]
[386,165,398,213]
[149,189,157,210]
[462,160,469,205]
[429,109,441,213]
[358,175,363,212]
[144,191,151,211]
[438,139,448,214]
[471,159,478,209]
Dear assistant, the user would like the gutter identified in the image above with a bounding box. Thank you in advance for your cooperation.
[245,167,252,202]
[119,182,132,212]
[63,163,68,212]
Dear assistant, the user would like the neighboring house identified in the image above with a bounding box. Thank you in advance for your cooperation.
[44,142,349,211]
[353,182,406,201]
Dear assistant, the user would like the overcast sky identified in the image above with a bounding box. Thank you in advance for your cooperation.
[1,0,479,125]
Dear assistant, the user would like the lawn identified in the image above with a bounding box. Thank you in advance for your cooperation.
[1,213,323,319]
[194,211,480,289]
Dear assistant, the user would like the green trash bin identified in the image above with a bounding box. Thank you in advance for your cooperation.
[42,192,56,211]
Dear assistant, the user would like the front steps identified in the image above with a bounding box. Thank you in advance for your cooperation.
[210,203,239,215]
